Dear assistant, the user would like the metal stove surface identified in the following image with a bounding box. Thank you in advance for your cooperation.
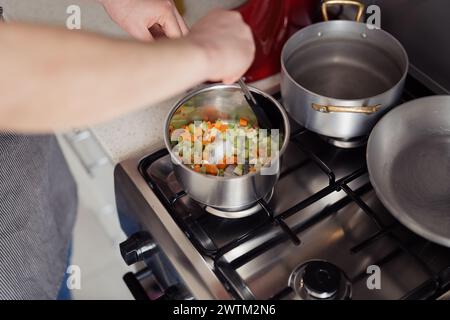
[116,76,450,300]
[140,129,450,300]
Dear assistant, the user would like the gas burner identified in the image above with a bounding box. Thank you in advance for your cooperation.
[204,188,274,219]
[320,135,368,149]
[289,260,352,300]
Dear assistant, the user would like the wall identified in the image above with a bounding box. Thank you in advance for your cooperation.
[361,0,450,93]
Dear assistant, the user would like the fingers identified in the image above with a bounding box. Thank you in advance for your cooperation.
[173,7,189,35]
[157,0,189,38]
[168,0,189,35]
[127,24,155,42]
[127,0,188,40]
[159,13,183,38]
[157,1,182,38]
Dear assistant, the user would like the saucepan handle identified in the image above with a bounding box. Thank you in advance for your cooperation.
[322,0,365,22]
[312,103,381,114]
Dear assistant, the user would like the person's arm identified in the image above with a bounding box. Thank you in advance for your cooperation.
[0,10,254,132]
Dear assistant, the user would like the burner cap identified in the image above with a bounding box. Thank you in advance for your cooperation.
[204,188,274,219]
[320,135,367,149]
[289,260,352,300]
[303,261,341,299]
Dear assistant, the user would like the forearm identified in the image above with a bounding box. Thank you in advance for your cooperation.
[0,22,208,132]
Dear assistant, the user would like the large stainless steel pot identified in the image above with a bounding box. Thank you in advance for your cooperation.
[281,0,409,141]
[164,84,290,213]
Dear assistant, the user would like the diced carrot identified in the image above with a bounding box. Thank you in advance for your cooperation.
[205,164,218,175]
[207,121,213,129]
[220,124,229,132]
[216,163,227,170]
[204,106,218,120]
[193,165,201,172]
[214,122,221,129]
[239,118,248,127]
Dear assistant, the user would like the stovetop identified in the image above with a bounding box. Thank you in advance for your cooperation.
[133,75,450,300]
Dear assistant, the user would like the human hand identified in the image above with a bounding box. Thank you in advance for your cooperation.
[99,0,189,41]
[187,10,255,84]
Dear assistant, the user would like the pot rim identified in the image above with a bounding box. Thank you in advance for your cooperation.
[280,20,410,103]
[164,83,291,181]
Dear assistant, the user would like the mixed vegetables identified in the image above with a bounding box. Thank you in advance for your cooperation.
[169,117,276,177]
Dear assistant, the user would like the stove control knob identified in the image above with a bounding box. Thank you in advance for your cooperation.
[120,231,158,265]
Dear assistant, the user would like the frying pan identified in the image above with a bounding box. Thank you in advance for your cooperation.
[367,96,450,247]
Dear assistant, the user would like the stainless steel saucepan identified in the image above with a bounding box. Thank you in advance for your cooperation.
[164,84,290,215]
[367,96,450,247]
[281,0,409,141]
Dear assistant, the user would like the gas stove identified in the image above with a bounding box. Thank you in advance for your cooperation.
[114,75,450,300]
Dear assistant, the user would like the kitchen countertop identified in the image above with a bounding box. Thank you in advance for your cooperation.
[1,0,279,164]
[91,96,180,164]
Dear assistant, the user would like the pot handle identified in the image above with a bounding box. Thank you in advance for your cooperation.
[322,0,365,22]
[312,103,381,114]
